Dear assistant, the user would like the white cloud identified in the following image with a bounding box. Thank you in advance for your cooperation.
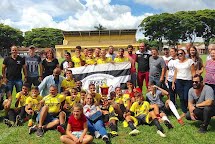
[134,0,215,12]
[0,0,152,34]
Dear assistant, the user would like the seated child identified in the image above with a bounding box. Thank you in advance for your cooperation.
[146,84,184,125]
[25,86,42,128]
[4,83,30,127]
[60,103,93,144]
[124,92,166,137]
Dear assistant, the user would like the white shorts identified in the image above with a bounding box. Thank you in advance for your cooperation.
[72,131,83,138]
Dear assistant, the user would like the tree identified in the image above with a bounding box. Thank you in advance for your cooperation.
[137,38,159,48]
[94,24,106,30]
[23,28,63,48]
[195,9,215,52]
[0,23,24,49]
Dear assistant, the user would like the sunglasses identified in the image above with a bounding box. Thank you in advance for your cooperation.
[177,53,184,56]
[193,81,200,84]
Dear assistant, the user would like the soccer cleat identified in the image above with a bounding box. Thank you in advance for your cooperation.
[15,115,22,126]
[28,119,33,127]
[102,135,110,144]
[57,125,65,135]
[36,127,44,137]
[109,131,118,137]
[157,130,166,138]
[3,119,14,127]
[29,125,37,134]
[164,120,174,129]
[177,118,184,126]
[129,129,140,136]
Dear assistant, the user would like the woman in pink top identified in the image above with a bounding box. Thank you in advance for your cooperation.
[205,49,215,94]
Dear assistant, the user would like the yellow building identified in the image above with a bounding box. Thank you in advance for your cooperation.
[55,29,139,58]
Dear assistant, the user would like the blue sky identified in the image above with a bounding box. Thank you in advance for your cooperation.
[0,0,215,40]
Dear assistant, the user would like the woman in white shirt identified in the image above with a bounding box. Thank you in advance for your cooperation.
[172,49,195,118]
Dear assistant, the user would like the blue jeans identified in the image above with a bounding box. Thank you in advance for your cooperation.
[131,72,137,87]
[87,119,107,136]
[168,81,177,105]
[7,79,23,93]
[176,79,192,113]
[149,76,161,87]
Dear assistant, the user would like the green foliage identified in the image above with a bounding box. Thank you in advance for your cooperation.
[137,38,159,48]
[0,23,24,49]
[23,28,63,48]
[139,9,215,50]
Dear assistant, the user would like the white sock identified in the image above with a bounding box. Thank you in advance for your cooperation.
[168,100,180,119]
[161,115,170,122]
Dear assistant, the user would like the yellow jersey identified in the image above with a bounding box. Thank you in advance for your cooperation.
[85,57,96,65]
[25,95,43,111]
[43,94,65,113]
[114,57,129,63]
[61,79,76,90]
[16,92,30,108]
[65,95,80,109]
[130,101,150,117]
[72,55,85,67]
[97,57,112,64]
[115,94,130,107]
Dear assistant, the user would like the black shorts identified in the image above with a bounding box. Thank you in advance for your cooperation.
[136,114,147,125]
[159,106,170,114]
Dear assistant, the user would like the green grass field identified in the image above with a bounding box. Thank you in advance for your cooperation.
[1,55,215,144]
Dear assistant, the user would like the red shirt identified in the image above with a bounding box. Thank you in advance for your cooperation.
[68,114,87,132]
[124,90,135,98]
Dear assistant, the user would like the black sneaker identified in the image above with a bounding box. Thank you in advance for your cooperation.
[3,119,14,127]
[36,127,44,137]
[15,115,22,126]
[198,124,207,133]
[102,135,111,144]
[29,125,37,134]
[164,120,174,129]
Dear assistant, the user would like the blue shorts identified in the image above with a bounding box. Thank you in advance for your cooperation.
[36,112,58,124]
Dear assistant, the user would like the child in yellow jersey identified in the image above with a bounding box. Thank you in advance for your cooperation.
[85,48,96,65]
[80,90,87,105]
[115,87,131,112]
[4,83,30,127]
[97,49,112,64]
[32,85,66,137]
[63,88,80,116]
[124,92,166,137]
[88,83,101,106]
[25,86,42,127]
[61,70,76,91]
[72,46,85,67]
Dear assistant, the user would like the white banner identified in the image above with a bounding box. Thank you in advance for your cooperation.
[69,62,131,93]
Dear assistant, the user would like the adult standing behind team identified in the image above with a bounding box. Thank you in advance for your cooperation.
[204,48,215,94]
[41,49,59,78]
[127,45,137,87]
[25,45,42,86]
[2,46,27,93]
[106,46,116,60]
[136,43,151,89]
[149,48,166,87]
[172,49,195,118]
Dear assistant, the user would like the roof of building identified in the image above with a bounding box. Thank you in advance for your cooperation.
[62,29,137,36]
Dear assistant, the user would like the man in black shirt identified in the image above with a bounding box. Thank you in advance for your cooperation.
[136,43,151,90]
[2,46,27,93]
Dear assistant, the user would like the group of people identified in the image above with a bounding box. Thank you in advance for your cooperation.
[0,43,214,144]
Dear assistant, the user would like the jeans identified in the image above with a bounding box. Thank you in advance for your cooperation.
[149,76,161,87]
[7,79,23,93]
[26,76,40,87]
[137,71,149,89]
[167,81,177,105]
[176,79,192,113]
[87,119,107,136]
[131,72,137,87]
[186,106,215,126]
